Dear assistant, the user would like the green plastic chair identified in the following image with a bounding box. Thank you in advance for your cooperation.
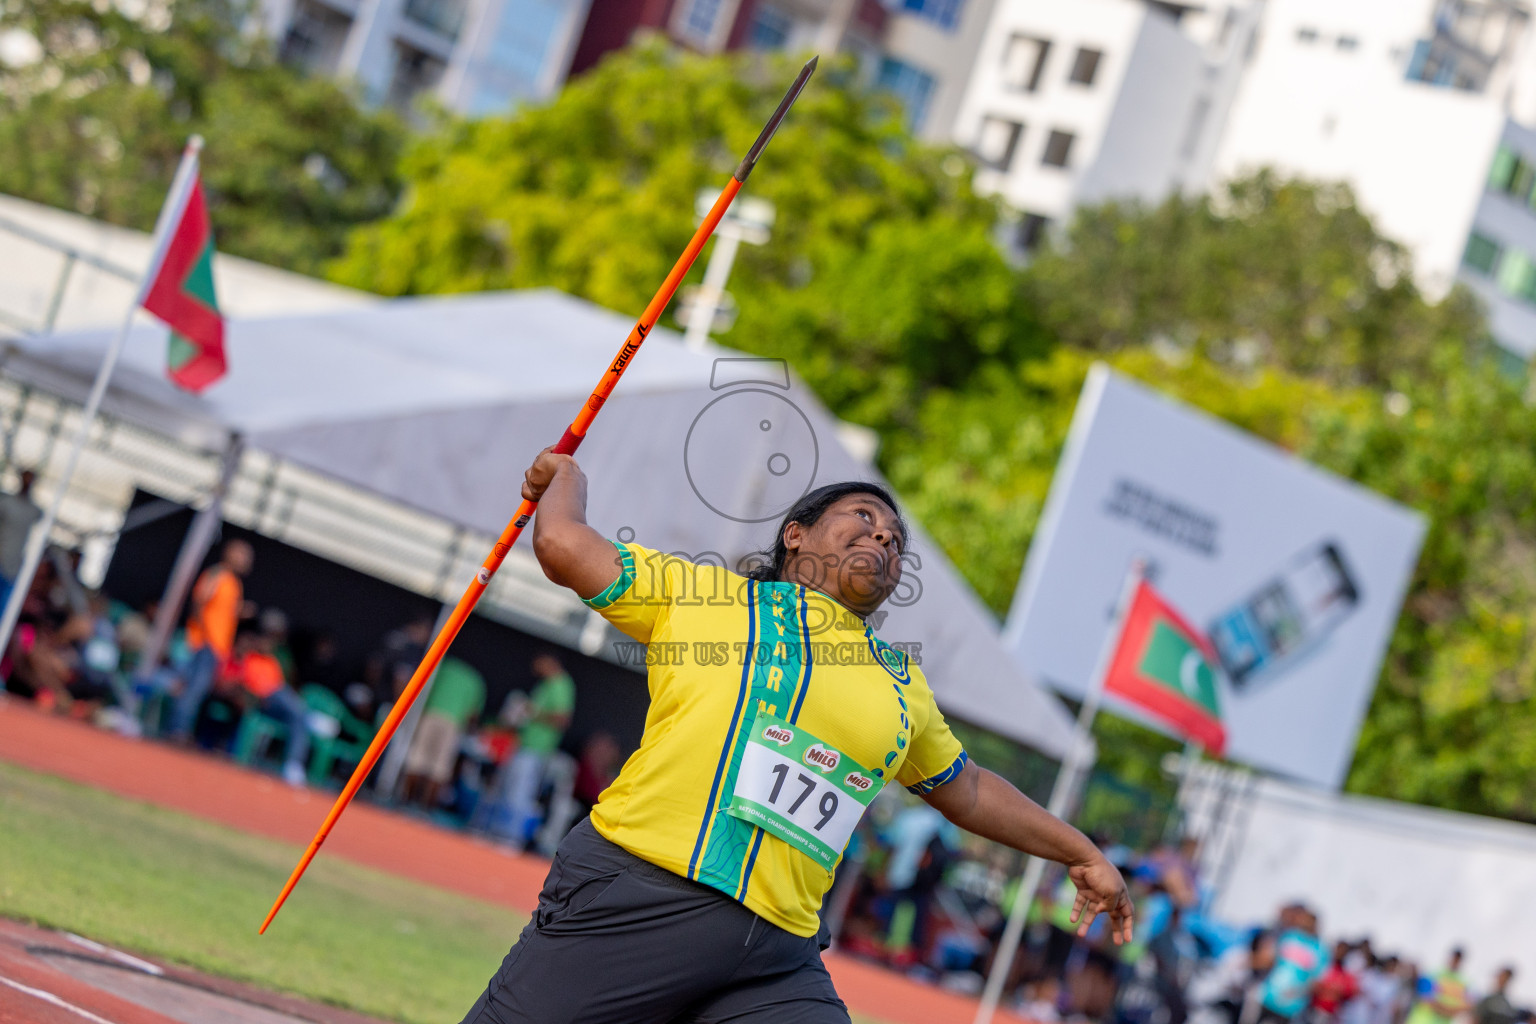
[300,685,374,787]
[233,706,287,766]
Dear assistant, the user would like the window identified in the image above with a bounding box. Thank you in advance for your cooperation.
[1041,129,1075,168]
[1486,144,1536,206]
[1498,248,1536,302]
[877,57,936,134]
[748,4,791,49]
[1336,35,1359,51]
[901,0,964,32]
[1016,213,1050,254]
[386,42,445,111]
[1296,26,1319,43]
[402,0,466,39]
[1002,34,1052,93]
[1488,145,1519,191]
[975,116,1024,171]
[1068,47,1103,86]
[1462,232,1502,276]
[675,0,726,46]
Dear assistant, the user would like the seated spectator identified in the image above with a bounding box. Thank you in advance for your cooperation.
[224,629,313,787]
[401,656,485,811]
[1019,976,1063,1023]
[572,731,621,815]
[4,607,112,715]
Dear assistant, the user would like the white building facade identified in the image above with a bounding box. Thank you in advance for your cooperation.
[952,0,1253,252]
[264,0,591,114]
[1211,0,1536,356]
[951,0,1536,358]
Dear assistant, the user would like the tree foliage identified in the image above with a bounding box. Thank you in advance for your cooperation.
[331,40,1046,430]
[0,0,404,274]
[1025,174,1490,389]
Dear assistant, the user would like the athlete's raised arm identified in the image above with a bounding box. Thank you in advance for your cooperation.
[921,761,1134,944]
[524,449,624,600]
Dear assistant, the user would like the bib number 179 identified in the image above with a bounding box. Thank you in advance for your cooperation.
[726,714,884,871]
[767,763,839,831]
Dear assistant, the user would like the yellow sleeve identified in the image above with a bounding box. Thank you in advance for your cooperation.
[581,542,731,645]
[895,663,969,795]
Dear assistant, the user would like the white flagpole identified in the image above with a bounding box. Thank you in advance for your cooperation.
[0,136,204,658]
[974,559,1144,1024]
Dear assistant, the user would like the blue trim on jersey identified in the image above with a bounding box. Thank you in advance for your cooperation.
[906,750,970,795]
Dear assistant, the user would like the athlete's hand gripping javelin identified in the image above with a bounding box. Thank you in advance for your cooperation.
[522,446,1134,946]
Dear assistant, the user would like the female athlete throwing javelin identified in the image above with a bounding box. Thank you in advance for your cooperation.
[461,450,1134,1024]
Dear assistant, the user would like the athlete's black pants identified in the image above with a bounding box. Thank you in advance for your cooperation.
[461,817,851,1023]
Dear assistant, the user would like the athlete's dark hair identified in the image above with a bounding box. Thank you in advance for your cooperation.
[744,482,908,583]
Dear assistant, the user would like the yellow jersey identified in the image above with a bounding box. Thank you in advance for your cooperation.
[585,542,968,938]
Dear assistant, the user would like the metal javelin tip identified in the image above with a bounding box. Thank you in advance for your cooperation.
[734,57,819,182]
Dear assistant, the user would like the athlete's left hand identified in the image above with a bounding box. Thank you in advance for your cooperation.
[1067,856,1134,945]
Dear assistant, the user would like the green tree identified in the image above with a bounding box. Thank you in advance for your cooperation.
[331,40,1045,430]
[1025,173,1490,388]
[0,0,404,274]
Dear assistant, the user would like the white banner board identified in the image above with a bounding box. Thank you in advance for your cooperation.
[1004,366,1425,789]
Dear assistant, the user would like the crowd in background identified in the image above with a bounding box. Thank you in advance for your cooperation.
[820,794,1534,1024]
[0,474,617,853]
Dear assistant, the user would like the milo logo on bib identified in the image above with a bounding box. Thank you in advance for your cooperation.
[764,725,794,745]
[802,744,839,773]
[843,771,874,793]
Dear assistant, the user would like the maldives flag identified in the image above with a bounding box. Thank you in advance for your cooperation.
[1104,579,1227,755]
[140,174,226,392]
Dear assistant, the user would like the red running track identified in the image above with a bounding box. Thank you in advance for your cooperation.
[0,699,1032,1024]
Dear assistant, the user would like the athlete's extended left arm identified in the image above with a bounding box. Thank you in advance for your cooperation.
[920,761,1134,944]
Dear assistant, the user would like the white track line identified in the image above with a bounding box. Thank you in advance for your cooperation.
[61,935,164,976]
[0,974,121,1024]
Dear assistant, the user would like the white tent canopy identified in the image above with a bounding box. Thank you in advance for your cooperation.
[1,288,1079,760]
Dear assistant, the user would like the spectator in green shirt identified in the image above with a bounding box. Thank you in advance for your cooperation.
[483,652,575,848]
[402,657,485,811]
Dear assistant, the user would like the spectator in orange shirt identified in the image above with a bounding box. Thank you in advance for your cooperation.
[168,539,253,743]
[225,629,314,787]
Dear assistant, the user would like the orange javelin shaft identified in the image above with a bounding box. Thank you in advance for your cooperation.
[259,56,817,935]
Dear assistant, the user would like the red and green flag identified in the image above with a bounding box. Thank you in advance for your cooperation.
[140,168,226,393]
[1104,579,1227,755]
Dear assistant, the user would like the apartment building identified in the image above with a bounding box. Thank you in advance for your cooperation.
[1460,119,1536,360]
[560,0,998,141]
[267,0,592,114]
[952,0,1536,357]
[1212,0,1536,356]
[951,0,1253,252]
[264,0,993,136]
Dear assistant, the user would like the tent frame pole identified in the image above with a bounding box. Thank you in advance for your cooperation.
[136,432,245,684]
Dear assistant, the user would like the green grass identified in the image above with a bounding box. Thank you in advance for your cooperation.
[0,762,896,1024]
[0,761,523,1023]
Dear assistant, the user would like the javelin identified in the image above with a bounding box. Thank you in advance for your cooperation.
[259,55,818,934]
